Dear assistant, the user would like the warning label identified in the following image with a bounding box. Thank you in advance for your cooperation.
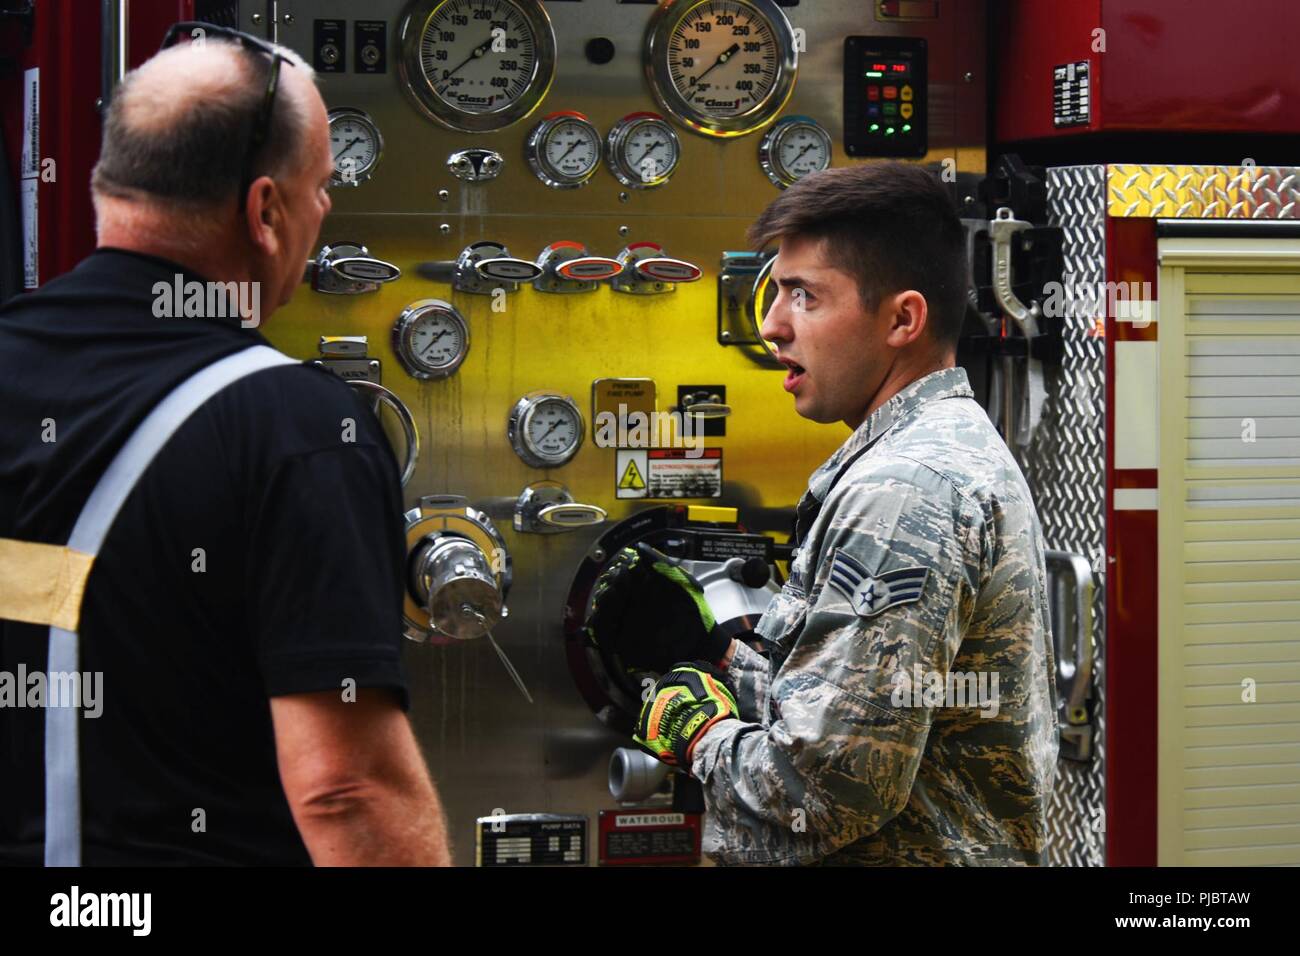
[616,449,722,499]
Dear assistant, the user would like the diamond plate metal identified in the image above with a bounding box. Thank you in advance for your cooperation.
[1020,165,1108,867]
[1108,164,1300,218]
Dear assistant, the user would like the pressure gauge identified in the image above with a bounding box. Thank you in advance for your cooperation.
[508,392,584,468]
[606,112,681,189]
[758,115,832,187]
[392,299,470,380]
[525,111,602,188]
[398,0,557,132]
[645,0,798,138]
[328,108,382,186]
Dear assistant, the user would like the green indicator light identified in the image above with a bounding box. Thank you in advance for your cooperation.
[865,71,883,78]
[902,124,912,132]
[869,123,880,131]
[885,127,895,135]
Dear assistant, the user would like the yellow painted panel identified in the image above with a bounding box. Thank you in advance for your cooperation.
[1184,561,1300,583]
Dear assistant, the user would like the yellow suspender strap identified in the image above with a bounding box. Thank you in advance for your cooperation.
[0,539,95,632]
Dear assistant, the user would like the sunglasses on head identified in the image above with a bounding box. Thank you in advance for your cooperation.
[160,21,292,200]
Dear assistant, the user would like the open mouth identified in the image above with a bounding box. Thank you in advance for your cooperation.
[779,358,806,393]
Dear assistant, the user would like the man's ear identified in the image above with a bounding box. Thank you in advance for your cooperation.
[883,289,928,348]
[244,175,283,259]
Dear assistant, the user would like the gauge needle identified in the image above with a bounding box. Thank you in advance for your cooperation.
[537,419,565,441]
[553,140,581,163]
[690,42,740,100]
[792,143,816,162]
[436,36,495,91]
[333,137,363,162]
[631,140,665,169]
[421,330,450,355]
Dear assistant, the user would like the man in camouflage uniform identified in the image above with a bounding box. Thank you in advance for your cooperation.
[589,162,1059,866]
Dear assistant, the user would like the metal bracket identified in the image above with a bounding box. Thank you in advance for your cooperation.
[447,147,504,181]
[989,207,1042,336]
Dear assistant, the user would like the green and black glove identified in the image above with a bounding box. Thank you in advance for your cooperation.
[584,543,731,673]
[635,663,739,768]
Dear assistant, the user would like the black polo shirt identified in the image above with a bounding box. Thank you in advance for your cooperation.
[0,249,410,865]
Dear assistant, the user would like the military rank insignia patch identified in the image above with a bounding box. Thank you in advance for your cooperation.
[827,549,929,618]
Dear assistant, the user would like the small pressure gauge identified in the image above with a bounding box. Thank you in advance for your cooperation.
[758,116,832,188]
[328,107,383,186]
[526,111,602,188]
[606,112,681,189]
[392,299,469,380]
[508,391,584,468]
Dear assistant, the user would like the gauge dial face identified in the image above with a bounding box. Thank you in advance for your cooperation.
[607,114,681,188]
[647,0,797,137]
[668,1,779,118]
[527,113,601,188]
[328,109,381,185]
[394,300,469,379]
[760,116,832,187]
[510,393,583,467]
[400,0,556,132]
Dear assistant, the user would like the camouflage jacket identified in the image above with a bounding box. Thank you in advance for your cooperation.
[691,367,1059,866]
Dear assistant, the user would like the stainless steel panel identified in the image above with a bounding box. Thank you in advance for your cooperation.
[265,0,987,866]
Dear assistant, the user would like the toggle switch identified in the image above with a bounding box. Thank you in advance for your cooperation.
[418,241,544,295]
[611,242,702,295]
[306,241,401,295]
[533,241,624,293]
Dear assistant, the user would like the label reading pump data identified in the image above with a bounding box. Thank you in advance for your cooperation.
[476,815,587,867]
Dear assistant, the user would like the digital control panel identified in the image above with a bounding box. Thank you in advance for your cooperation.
[843,36,927,158]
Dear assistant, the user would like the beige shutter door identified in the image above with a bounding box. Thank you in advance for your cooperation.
[1158,239,1300,865]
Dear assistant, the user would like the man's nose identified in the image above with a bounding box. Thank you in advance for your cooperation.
[759,295,792,344]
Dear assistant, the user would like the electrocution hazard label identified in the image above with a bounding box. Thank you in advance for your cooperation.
[615,449,722,499]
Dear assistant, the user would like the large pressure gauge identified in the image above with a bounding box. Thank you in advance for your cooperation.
[392,299,469,380]
[525,111,602,188]
[508,392,583,468]
[606,112,681,189]
[398,0,557,132]
[327,108,382,186]
[758,115,832,187]
[645,0,798,138]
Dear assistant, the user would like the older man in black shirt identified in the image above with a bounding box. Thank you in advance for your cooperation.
[0,30,449,865]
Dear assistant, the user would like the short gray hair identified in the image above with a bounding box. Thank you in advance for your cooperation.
[92,40,315,205]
